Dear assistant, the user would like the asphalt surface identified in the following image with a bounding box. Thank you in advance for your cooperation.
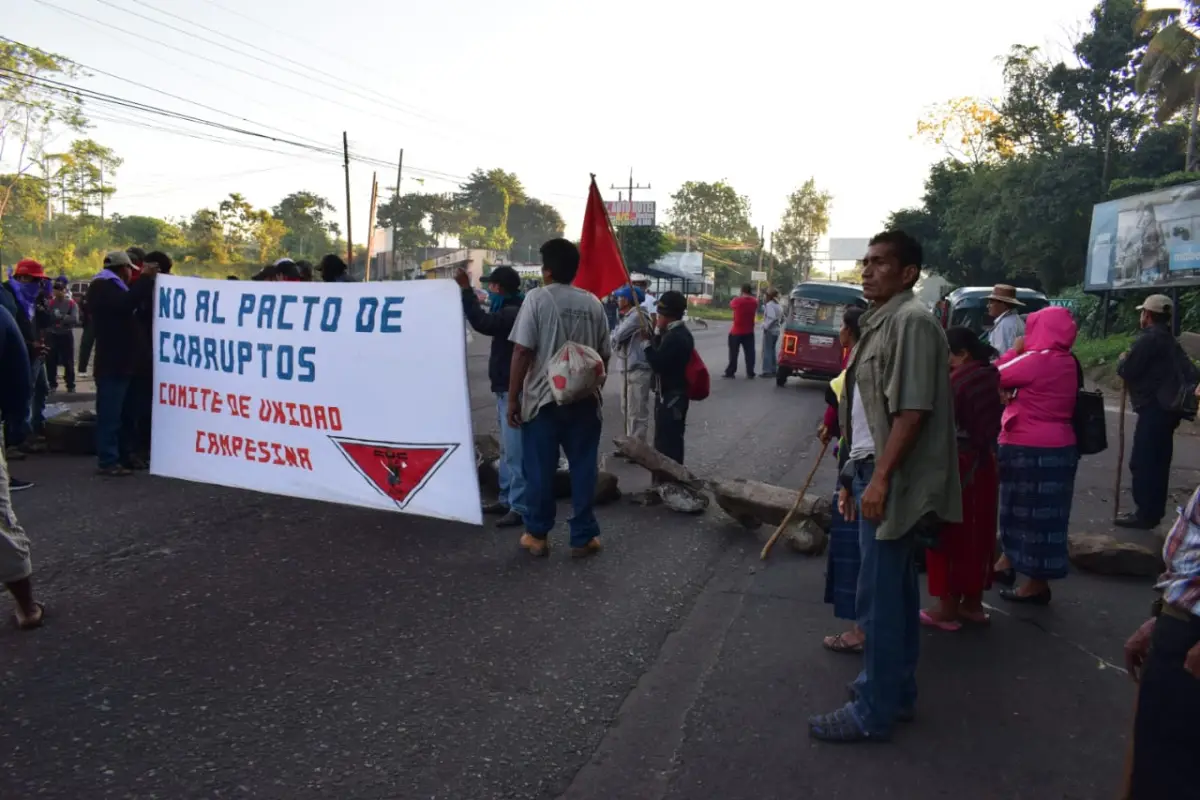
[3,319,1194,799]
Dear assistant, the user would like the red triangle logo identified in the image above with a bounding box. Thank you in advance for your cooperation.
[330,437,457,509]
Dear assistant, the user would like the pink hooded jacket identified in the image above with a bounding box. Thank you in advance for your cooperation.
[995,306,1078,449]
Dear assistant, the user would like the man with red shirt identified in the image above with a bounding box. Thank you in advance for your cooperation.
[725,283,758,379]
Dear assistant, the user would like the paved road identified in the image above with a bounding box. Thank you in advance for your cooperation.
[2,320,1192,799]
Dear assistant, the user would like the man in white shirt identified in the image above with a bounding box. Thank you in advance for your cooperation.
[985,284,1025,357]
[631,274,657,324]
[759,289,783,377]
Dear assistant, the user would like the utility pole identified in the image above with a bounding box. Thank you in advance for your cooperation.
[610,169,651,272]
[365,172,379,282]
[99,163,105,221]
[391,148,403,278]
[342,131,353,270]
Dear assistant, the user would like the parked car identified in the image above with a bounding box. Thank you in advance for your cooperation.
[934,286,1050,336]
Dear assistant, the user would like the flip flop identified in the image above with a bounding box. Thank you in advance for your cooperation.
[13,602,45,631]
[958,610,992,626]
[822,631,864,654]
[919,609,962,632]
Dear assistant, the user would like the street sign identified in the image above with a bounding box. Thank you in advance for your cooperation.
[751,270,767,282]
[604,200,656,227]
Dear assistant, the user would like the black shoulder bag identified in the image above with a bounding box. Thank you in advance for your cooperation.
[1072,355,1108,456]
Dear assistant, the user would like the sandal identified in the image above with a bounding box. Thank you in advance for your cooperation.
[919,609,962,632]
[958,609,992,626]
[822,631,864,654]
[14,602,45,631]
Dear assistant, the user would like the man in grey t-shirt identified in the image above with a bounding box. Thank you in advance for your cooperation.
[508,239,611,559]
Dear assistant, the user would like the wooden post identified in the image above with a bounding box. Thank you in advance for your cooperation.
[1114,383,1128,520]
[365,172,379,282]
[391,148,403,278]
[343,131,353,269]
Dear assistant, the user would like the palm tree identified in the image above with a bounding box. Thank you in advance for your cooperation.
[1137,2,1200,170]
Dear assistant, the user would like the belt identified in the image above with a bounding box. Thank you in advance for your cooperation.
[1160,603,1198,623]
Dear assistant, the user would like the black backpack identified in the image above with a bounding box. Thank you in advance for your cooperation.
[1073,356,1108,456]
[1161,342,1200,421]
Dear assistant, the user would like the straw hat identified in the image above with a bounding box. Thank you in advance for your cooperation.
[985,284,1024,307]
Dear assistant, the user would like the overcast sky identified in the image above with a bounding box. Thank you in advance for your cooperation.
[8,0,1102,247]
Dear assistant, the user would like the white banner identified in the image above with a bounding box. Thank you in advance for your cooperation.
[150,275,481,525]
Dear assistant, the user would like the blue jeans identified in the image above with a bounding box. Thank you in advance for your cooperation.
[761,330,779,375]
[495,391,528,516]
[30,359,48,434]
[95,376,135,468]
[849,460,919,737]
[521,398,601,547]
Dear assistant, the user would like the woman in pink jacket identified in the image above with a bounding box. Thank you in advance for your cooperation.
[992,306,1079,606]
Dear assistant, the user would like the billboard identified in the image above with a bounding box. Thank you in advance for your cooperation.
[604,200,656,227]
[1085,181,1200,291]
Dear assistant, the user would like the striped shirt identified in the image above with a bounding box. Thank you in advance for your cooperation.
[1158,484,1200,615]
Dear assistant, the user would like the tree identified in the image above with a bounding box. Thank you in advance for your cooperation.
[374,192,437,254]
[48,139,122,216]
[916,97,1015,164]
[666,180,757,242]
[186,208,228,263]
[272,191,339,257]
[109,214,186,251]
[429,193,475,244]
[455,168,526,232]
[0,41,87,239]
[774,178,832,282]
[619,225,672,271]
[1136,1,1200,169]
[507,198,565,260]
[990,46,1073,156]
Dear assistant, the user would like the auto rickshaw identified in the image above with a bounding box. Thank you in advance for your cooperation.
[933,286,1050,336]
[776,281,867,386]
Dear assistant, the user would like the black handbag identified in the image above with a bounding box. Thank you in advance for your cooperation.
[1072,356,1107,456]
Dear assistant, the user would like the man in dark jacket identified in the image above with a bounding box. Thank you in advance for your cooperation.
[642,291,695,466]
[87,251,156,476]
[457,266,526,527]
[0,303,43,629]
[1117,294,1194,529]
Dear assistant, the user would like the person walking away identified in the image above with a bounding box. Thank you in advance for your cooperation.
[507,238,611,559]
[88,252,155,477]
[1122,481,1200,798]
[641,291,694,465]
[992,306,1079,604]
[921,327,1003,630]
[0,303,43,629]
[724,283,758,379]
[46,277,79,393]
[457,265,527,528]
[759,289,783,378]
[610,286,653,448]
[808,230,961,743]
[820,305,865,654]
[985,284,1025,357]
[3,259,52,451]
[129,251,173,465]
[1116,294,1193,530]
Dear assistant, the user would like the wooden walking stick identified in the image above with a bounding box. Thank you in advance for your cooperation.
[1113,382,1128,520]
[761,438,830,560]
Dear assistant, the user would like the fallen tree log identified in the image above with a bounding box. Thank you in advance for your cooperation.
[475,434,619,505]
[612,435,704,488]
[709,477,832,531]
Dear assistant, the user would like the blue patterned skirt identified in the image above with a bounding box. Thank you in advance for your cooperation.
[998,444,1079,581]
[823,487,861,621]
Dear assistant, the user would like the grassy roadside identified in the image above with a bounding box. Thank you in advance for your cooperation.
[687,305,733,321]
[1074,333,1135,369]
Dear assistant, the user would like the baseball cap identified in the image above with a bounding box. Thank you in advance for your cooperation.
[104,250,134,269]
[14,258,47,279]
[629,273,650,283]
[613,285,645,303]
[1136,294,1172,314]
[657,290,688,317]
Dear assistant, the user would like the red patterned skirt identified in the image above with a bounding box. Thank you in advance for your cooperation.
[927,450,998,597]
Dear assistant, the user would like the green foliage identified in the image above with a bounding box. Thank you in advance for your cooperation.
[619,225,671,271]
[1107,170,1200,199]
[666,180,757,242]
[1074,332,1136,367]
[508,198,564,260]
[272,191,339,258]
[774,178,832,283]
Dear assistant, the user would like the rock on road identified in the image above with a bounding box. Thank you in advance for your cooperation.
[0,321,1154,799]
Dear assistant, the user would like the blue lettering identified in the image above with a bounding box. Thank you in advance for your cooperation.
[356,297,378,332]
[237,341,253,374]
[187,335,202,368]
[158,331,171,362]
[256,342,273,378]
[298,347,316,383]
[219,340,236,373]
[278,295,297,330]
[237,293,255,327]
[381,297,404,333]
[195,290,212,322]
[257,295,277,329]
[320,298,342,332]
[212,291,226,324]
[172,289,186,319]
[172,333,186,365]
[301,296,320,331]
[202,337,218,370]
[277,345,294,380]
[158,287,174,318]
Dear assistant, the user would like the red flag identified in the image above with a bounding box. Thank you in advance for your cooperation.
[574,177,629,298]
